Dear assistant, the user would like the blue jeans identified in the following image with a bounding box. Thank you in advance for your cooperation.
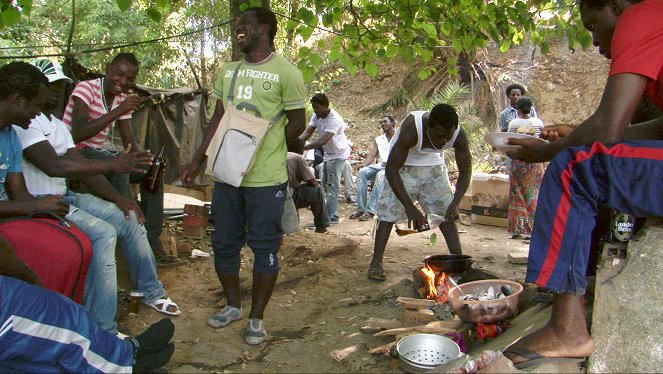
[78,148,167,258]
[322,159,345,220]
[356,164,385,214]
[65,191,165,332]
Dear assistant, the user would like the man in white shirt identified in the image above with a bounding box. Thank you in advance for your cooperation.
[299,93,351,224]
[13,59,181,332]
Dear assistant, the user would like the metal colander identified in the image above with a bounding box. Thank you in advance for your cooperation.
[396,333,461,371]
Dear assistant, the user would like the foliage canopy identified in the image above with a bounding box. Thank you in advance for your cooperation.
[0,0,591,87]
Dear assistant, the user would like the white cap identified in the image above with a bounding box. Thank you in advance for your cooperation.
[29,59,73,84]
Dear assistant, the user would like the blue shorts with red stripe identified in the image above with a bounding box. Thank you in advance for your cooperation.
[527,140,663,294]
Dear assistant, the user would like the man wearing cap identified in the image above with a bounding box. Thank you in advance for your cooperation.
[11,59,182,332]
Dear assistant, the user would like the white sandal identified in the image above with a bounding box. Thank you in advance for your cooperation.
[145,297,181,316]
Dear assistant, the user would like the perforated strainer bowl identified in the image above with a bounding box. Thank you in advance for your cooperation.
[396,333,462,372]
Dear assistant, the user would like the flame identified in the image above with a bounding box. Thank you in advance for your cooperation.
[420,264,452,302]
[421,264,438,299]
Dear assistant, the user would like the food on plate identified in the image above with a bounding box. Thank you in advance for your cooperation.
[516,125,535,135]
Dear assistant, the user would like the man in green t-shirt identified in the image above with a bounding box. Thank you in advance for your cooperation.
[182,7,306,345]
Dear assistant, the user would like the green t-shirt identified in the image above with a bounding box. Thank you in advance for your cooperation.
[212,55,306,187]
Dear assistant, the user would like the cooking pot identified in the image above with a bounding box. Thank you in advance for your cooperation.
[424,254,472,274]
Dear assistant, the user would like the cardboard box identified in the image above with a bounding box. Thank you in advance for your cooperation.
[459,192,473,212]
[475,215,508,228]
[471,173,509,218]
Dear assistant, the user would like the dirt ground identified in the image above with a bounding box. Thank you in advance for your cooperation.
[118,38,608,372]
[120,202,531,373]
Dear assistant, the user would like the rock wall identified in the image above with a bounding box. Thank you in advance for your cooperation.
[590,222,663,372]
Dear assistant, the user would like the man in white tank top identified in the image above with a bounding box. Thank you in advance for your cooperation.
[367,104,472,282]
[349,115,396,221]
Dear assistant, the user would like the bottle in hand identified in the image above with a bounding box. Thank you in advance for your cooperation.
[395,214,445,236]
[142,146,167,193]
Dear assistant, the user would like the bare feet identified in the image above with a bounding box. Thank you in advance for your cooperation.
[505,293,595,365]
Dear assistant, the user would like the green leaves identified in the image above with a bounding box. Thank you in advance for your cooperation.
[116,0,132,12]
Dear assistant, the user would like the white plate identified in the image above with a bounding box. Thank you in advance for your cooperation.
[485,132,545,152]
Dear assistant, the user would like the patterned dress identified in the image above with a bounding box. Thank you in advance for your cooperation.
[507,117,545,236]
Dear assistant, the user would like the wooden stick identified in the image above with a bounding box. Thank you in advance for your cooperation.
[369,341,397,355]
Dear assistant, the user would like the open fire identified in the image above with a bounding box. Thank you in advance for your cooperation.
[419,264,457,303]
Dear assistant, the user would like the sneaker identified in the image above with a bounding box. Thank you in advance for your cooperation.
[245,318,267,345]
[208,305,243,328]
[330,217,340,225]
[315,226,328,233]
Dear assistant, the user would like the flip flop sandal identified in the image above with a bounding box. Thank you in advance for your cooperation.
[144,297,181,316]
[367,268,386,282]
[349,211,362,219]
[504,346,586,370]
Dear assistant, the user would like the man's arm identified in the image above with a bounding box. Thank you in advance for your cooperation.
[23,141,152,178]
[284,108,306,143]
[303,131,334,150]
[0,235,42,286]
[181,99,225,188]
[69,96,140,143]
[116,118,142,152]
[363,142,379,167]
[508,73,648,162]
[0,173,69,217]
[446,128,472,222]
[80,173,145,223]
[384,115,426,228]
[299,124,316,142]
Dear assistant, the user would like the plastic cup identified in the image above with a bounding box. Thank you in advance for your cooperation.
[129,291,144,315]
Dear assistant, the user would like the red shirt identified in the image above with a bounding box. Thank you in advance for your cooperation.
[609,0,663,109]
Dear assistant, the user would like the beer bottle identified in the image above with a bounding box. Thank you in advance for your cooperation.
[606,208,635,243]
[142,146,167,193]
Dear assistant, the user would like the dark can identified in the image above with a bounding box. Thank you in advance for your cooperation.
[608,209,635,242]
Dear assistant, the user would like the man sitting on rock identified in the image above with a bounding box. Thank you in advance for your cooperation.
[504,0,663,368]
[349,115,396,221]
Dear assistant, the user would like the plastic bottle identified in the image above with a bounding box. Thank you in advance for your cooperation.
[142,146,166,193]
[395,214,446,236]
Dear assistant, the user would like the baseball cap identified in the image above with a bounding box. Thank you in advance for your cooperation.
[29,59,73,84]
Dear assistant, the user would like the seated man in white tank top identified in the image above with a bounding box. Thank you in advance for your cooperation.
[367,104,472,281]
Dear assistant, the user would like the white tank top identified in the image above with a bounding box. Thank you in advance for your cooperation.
[375,134,391,163]
[389,111,460,166]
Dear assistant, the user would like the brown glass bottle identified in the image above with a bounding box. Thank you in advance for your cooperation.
[142,146,166,193]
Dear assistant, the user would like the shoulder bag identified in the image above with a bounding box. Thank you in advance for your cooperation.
[205,63,284,187]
